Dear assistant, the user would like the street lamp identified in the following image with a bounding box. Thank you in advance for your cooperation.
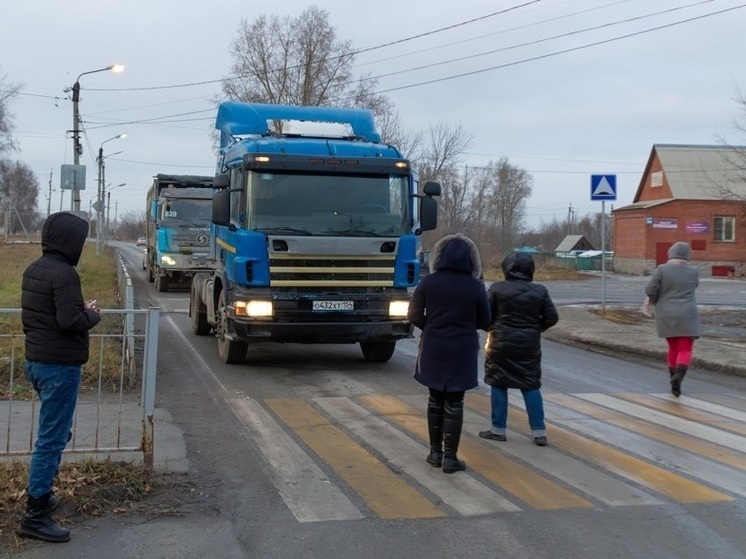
[70,64,125,213]
[106,183,127,245]
[96,134,127,254]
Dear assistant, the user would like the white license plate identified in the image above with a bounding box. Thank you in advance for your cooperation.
[312,300,354,311]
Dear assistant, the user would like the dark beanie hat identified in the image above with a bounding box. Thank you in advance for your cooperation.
[668,241,691,261]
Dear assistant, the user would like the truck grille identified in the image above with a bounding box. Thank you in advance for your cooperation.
[173,233,209,248]
[268,255,395,287]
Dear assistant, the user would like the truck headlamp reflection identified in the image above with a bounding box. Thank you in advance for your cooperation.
[389,300,409,317]
[235,300,273,317]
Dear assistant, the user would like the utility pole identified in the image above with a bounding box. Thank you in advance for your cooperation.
[47,169,53,217]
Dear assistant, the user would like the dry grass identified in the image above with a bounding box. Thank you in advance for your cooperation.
[484,264,589,282]
[0,459,153,551]
[0,240,123,397]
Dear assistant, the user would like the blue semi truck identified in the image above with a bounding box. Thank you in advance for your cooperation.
[189,102,440,364]
[144,174,215,292]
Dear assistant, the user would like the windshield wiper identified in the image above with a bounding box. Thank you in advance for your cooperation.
[323,229,385,237]
[258,227,312,236]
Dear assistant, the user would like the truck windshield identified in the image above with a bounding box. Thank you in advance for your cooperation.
[161,199,212,221]
[246,171,410,237]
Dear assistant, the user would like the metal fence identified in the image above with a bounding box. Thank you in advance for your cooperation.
[0,253,160,470]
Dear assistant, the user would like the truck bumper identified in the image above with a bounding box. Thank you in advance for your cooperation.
[230,319,413,344]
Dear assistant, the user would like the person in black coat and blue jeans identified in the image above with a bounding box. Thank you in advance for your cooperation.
[18,212,101,543]
[480,251,558,446]
[408,234,490,473]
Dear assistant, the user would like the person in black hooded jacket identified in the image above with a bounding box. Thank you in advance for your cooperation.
[479,251,558,446]
[18,212,101,543]
[408,234,490,473]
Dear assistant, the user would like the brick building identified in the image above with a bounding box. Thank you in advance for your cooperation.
[613,144,746,277]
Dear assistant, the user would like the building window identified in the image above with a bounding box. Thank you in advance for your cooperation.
[651,171,663,187]
[713,216,735,242]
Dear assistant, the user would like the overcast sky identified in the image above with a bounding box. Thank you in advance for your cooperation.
[2,0,745,228]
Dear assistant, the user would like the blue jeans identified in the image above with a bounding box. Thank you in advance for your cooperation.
[25,360,81,499]
[489,386,546,437]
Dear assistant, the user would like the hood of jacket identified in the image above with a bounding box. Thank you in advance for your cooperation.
[429,233,483,279]
[668,241,691,261]
[501,251,535,281]
[41,212,89,266]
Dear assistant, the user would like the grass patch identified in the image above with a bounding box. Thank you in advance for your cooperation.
[483,264,589,282]
[589,307,647,325]
[0,459,153,551]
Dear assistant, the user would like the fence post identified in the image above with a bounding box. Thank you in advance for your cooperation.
[141,307,160,472]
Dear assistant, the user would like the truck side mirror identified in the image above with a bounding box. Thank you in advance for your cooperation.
[213,174,230,189]
[419,181,440,232]
[212,189,230,226]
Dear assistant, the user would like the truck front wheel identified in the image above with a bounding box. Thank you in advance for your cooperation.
[360,341,396,363]
[155,272,170,292]
[216,291,247,364]
[190,287,211,335]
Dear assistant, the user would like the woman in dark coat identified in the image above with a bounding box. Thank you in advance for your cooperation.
[408,234,490,473]
[480,251,558,446]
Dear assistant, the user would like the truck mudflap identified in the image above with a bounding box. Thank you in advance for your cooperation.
[230,319,413,344]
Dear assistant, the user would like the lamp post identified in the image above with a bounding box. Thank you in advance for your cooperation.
[70,64,124,213]
[105,183,126,245]
[96,134,126,254]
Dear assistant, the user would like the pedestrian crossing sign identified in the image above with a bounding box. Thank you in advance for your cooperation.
[591,174,617,200]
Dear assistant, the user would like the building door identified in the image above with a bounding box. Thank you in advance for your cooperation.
[655,242,673,266]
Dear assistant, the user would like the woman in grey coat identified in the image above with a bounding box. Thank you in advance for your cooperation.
[645,241,700,397]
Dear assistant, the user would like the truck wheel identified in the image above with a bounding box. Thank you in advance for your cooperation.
[217,291,247,364]
[360,341,396,362]
[190,289,211,335]
[155,273,170,292]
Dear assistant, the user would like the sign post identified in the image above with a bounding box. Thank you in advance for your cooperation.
[591,174,617,313]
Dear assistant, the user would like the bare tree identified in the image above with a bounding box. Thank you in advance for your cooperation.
[0,67,22,157]
[112,210,146,240]
[0,160,39,234]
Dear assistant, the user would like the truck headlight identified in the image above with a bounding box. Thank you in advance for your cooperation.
[161,255,177,266]
[389,300,409,317]
[235,300,273,317]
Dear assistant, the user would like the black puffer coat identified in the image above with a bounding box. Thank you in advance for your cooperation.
[483,252,558,390]
[408,234,491,392]
[22,212,101,365]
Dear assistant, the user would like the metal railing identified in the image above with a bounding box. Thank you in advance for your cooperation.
[0,253,160,470]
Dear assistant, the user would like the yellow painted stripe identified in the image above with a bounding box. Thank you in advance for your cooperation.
[616,393,746,437]
[532,394,733,503]
[360,395,592,510]
[271,266,394,274]
[216,238,236,253]
[265,398,443,520]
[271,280,393,287]
[546,394,746,472]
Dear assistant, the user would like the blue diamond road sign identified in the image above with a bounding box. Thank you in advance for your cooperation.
[590,174,616,201]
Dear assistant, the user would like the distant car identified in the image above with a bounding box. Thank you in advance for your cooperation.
[136,237,146,247]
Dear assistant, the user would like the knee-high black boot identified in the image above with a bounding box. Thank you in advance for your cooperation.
[16,493,70,543]
[671,365,688,397]
[426,396,444,467]
[442,400,465,474]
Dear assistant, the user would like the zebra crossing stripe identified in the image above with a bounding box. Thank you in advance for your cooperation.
[544,394,745,498]
[314,396,520,515]
[463,393,663,507]
[545,394,746,472]
[524,394,733,503]
[573,393,746,453]
[359,394,593,511]
[265,398,444,520]
[616,393,746,437]
[229,397,364,523]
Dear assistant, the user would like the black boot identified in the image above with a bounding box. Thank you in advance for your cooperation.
[16,493,70,543]
[442,400,465,474]
[671,365,688,397]
[426,396,444,467]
